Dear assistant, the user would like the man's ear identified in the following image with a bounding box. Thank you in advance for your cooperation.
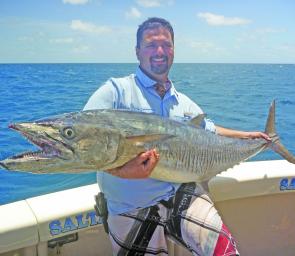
[135,46,140,60]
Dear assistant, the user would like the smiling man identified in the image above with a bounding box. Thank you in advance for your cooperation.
[84,17,269,255]
[136,25,174,79]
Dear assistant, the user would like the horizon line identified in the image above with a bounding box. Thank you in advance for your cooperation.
[0,62,294,65]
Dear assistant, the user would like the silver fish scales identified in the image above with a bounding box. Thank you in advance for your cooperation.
[1,101,295,183]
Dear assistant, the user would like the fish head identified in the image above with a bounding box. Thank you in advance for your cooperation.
[0,112,123,173]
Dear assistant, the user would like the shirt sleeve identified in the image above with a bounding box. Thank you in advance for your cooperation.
[83,79,118,111]
[204,118,216,133]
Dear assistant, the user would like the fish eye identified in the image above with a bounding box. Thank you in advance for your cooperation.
[62,127,75,139]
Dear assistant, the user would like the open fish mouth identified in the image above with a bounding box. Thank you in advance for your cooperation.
[8,123,63,161]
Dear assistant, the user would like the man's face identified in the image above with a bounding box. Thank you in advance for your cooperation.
[136,27,174,80]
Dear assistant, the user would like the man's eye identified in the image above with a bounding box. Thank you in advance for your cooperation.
[164,43,173,48]
[146,44,156,48]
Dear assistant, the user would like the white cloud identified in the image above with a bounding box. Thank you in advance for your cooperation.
[190,41,214,49]
[198,12,252,26]
[277,43,295,53]
[189,40,224,53]
[255,28,286,34]
[50,38,74,44]
[62,0,89,5]
[125,7,142,19]
[18,36,34,42]
[70,20,111,34]
[236,27,285,44]
[136,0,173,8]
[73,45,90,53]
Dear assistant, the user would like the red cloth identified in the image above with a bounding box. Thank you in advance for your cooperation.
[213,224,239,256]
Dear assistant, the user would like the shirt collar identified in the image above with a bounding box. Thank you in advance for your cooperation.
[135,66,156,88]
[135,66,179,102]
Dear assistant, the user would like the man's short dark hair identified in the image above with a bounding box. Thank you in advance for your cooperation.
[136,17,174,48]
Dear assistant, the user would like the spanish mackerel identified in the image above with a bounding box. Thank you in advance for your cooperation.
[1,101,294,182]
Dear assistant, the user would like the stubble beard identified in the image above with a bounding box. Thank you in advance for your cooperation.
[150,56,169,75]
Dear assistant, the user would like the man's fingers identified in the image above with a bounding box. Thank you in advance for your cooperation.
[151,149,160,162]
[140,149,159,174]
[255,132,271,141]
[137,149,159,162]
[262,133,271,141]
[145,150,158,165]
[248,131,271,141]
[137,150,152,164]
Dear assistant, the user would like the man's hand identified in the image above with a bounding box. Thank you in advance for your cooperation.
[216,126,271,141]
[243,131,271,141]
[105,149,160,179]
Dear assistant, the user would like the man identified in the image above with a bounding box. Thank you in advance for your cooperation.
[84,17,269,256]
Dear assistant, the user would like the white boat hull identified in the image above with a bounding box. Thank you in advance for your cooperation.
[208,160,295,255]
[1,160,295,256]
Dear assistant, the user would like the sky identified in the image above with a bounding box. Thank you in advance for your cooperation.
[0,0,294,63]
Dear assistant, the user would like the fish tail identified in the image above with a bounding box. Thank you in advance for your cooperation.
[265,100,295,164]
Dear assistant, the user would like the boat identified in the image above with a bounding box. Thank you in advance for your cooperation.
[1,159,295,256]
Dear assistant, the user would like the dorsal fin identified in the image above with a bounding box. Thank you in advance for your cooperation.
[190,114,206,127]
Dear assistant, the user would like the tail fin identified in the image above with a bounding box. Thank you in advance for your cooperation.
[265,100,295,164]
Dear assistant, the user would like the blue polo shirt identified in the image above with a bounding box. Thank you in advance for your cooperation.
[83,67,216,215]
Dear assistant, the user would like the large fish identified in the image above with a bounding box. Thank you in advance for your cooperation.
[0,101,294,182]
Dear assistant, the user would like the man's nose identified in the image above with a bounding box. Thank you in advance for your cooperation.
[156,45,165,55]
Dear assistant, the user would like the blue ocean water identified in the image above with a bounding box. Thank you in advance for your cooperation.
[0,63,294,205]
